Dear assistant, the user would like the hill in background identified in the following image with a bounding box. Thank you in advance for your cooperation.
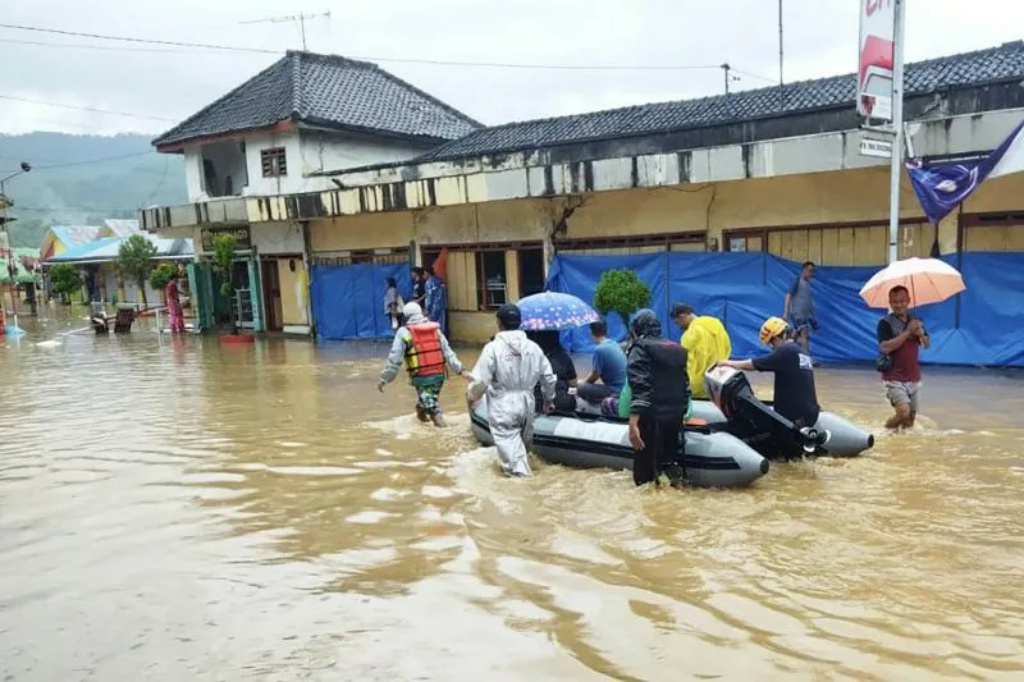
[0,132,187,248]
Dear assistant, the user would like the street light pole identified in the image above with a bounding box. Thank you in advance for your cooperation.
[887,0,906,264]
[1,162,33,316]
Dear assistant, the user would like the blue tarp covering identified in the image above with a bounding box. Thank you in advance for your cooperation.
[312,263,411,340]
[546,251,1024,367]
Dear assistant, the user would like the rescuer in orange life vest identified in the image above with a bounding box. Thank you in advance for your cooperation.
[379,302,472,427]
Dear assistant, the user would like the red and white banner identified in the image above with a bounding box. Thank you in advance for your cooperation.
[857,0,896,121]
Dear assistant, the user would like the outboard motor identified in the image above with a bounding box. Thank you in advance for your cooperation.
[705,366,828,457]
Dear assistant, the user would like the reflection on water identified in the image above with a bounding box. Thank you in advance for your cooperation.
[2,313,1023,680]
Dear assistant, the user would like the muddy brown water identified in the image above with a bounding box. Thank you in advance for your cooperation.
[2,313,1023,680]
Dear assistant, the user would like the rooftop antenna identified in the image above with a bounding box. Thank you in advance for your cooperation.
[240,11,331,51]
[721,63,740,95]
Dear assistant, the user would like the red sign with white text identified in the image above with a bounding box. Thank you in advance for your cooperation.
[858,0,895,120]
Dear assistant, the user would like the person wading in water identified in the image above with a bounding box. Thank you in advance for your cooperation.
[379,302,471,427]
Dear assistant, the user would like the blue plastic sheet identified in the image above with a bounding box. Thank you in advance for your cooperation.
[312,262,412,340]
[547,252,668,352]
[545,251,1024,367]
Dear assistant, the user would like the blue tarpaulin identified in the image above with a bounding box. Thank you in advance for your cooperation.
[545,251,1024,367]
[312,263,411,340]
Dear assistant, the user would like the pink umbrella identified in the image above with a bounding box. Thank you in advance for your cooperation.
[859,257,966,308]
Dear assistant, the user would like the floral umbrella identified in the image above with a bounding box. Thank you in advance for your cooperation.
[517,291,601,331]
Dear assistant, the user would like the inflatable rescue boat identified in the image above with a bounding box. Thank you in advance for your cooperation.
[469,402,768,488]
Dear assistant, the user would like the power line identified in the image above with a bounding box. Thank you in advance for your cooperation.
[11,205,138,212]
[0,95,179,122]
[0,37,230,54]
[2,150,156,172]
[732,68,776,84]
[0,22,278,54]
[31,150,156,171]
[0,23,747,72]
[138,156,171,207]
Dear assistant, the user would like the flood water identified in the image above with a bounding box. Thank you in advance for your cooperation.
[2,313,1023,681]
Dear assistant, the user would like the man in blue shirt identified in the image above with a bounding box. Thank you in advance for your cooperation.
[577,320,627,403]
[783,261,818,355]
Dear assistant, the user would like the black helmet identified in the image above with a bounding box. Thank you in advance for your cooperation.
[496,303,522,330]
[629,308,662,339]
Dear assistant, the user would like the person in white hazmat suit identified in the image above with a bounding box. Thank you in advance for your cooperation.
[467,304,557,477]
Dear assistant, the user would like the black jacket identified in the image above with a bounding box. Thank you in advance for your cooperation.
[628,337,689,420]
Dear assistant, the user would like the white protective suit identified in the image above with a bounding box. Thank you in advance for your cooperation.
[467,330,556,477]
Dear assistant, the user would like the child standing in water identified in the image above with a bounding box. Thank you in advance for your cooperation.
[384,277,404,331]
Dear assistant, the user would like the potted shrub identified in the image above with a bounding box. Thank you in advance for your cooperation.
[594,268,652,337]
[211,234,253,344]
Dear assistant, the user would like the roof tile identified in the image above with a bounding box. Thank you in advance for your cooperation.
[154,52,481,147]
[419,41,1024,162]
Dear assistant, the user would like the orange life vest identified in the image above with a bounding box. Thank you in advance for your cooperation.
[405,321,445,377]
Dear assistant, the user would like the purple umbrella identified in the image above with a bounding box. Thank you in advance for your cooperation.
[517,292,601,331]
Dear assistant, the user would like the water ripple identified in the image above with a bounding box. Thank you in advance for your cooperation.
[1,317,1022,679]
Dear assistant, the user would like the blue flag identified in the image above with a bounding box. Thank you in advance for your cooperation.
[906,118,1024,224]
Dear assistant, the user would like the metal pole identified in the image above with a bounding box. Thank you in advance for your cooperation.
[778,0,784,91]
[0,179,15,317]
[887,0,906,264]
[299,13,307,50]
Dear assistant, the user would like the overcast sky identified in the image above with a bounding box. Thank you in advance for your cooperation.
[2,0,1023,138]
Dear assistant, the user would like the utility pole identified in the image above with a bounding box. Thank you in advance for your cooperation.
[778,0,785,104]
[239,11,331,51]
[887,0,906,264]
[1,162,32,317]
[721,63,732,95]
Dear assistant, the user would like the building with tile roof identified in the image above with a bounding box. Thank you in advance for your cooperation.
[414,41,1024,163]
[140,42,1024,344]
[152,50,481,203]
[154,51,480,150]
[144,50,482,335]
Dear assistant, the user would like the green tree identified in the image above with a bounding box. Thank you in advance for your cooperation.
[211,234,238,333]
[593,268,652,331]
[116,234,158,307]
[149,262,177,290]
[49,263,83,304]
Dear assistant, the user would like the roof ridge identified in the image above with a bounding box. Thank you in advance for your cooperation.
[285,49,378,71]
[438,40,1024,138]
[360,61,485,129]
[154,49,480,146]
[290,51,304,120]
[282,47,481,128]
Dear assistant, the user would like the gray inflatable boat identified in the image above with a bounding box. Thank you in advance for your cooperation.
[469,401,768,488]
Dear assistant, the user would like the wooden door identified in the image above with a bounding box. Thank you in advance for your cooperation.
[260,259,283,331]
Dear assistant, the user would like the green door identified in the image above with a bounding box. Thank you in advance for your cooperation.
[186,261,215,331]
[247,255,264,332]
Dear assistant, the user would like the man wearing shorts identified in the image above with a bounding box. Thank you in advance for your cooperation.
[877,285,929,430]
[783,261,818,355]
